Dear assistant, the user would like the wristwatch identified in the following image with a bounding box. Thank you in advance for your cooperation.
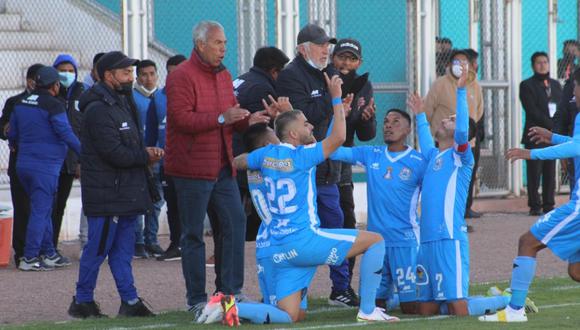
[218,114,225,125]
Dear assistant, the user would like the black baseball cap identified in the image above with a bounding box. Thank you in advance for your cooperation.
[333,38,362,59]
[297,24,337,45]
[97,51,139,79]
[35,66,60,87]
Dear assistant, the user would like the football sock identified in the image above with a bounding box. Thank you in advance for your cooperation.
[359,239,385,314]
[509,256,536,310]
[238,302,292,324]
[467,296,510,315]
[387,293,400,311]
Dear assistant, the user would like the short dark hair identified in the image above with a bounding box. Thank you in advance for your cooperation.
[449,49,469,65]
[464,48,479,62]
[563,39,579,48]
[92,52,105,66]
[166,54,186,69]
[253,47,290,72]
[531,51,549,65]
[243,123,271,152]
[137,59,157,75]
[385,108,411,125]
[573,68,580,86]
[26,63,44,80]
[274,110,303,140]
[441,37,452,45]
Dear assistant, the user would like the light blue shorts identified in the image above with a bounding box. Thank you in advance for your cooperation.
[377,246,418,302]
[530,201,580,263]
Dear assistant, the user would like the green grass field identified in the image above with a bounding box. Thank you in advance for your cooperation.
[4,277,579,330]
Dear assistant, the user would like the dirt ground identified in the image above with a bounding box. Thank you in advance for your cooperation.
[0,195,571,325]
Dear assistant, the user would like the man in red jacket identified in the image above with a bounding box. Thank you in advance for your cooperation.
[165,20,269,320]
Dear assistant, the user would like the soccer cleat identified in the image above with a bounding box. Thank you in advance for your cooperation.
[329,289,359,307]
[196,292,224,324]
[221,295,240,327]
[356,307,400,322]
[68,296,108,319]
[489,287,539,314]
[478,306,527,322]
[42,253,72,268]
[18,257,54,271]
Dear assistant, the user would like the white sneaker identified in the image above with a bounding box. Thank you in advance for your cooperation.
[196,293,224,324]
[478,306,528,322]
[357,307,400,322]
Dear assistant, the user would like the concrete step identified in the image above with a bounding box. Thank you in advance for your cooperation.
[0,31,53,50]
[0,13,21,31]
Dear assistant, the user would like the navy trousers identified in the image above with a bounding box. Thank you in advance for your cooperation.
[76,216,138,303]
[17,167,57,259]
[317,184,350,292]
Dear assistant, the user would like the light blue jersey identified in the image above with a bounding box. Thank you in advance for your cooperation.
[331,146,427,246]
[417,88,474,243]
[247,170,272,259]
[247,142,325,243]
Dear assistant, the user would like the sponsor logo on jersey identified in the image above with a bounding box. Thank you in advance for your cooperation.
[399,167,412,180]
[263,157,294,172]
[325,247,340,265]
[273,249,298,263]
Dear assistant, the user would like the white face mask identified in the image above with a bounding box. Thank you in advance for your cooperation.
[135,83,157,97]
[451,60,466,78]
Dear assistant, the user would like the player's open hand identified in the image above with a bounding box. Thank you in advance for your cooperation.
[528,126,553,145]
[224,104,250,124]
[407,93,424,115]
[506,148,531,163]
[249,110,271,125]
[361,97,376,121]
[323,72,343,100]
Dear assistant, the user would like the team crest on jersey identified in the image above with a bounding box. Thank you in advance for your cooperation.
[399,167,412,181]
[384,167,393,179]
[263,157,294,172]
[433,157,443,171]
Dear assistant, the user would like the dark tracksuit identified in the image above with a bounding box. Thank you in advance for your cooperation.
[520,73,563,213]
[334,70,376,285]
[553,76,578,195]
[52,54,85,248]
[8,90,81,259]
[145,88,181,249]
[76,82,152,304]
[0,90,31,263]
[276,56,349,292]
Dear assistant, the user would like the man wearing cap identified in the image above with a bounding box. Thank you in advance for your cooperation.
[165,20,269,318]
[8,66,81,271]
[0,63,42,266]
[276,23,356,307]
[331,38,377,303]
[68,51,163,318]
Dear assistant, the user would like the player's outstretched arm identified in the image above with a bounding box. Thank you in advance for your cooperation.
[322,72,346,159]
[454,63,469,149]
[408,93,436,155]
[529,126,572,145]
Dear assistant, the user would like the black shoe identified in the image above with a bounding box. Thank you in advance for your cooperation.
[347,286,360,305]
[118,297,155,317]
[145,244,165,257]
[465,209,482,219]
[529,209,543,216]
[156,246,181,261]
[328,289,359,307]
[134,244,149,259]
[68,296,108,319]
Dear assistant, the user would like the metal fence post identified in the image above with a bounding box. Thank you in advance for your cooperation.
[507,0,522,196]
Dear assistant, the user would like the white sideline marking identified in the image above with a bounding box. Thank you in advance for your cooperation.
[272,316,449,330]
[550,285,580,291]
[106,324,175,330]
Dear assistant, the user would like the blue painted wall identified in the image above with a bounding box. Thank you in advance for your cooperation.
[439,0,470,49]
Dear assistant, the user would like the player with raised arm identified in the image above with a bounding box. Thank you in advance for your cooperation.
[408,63,510,316]
[479,69,580,323]
[232,72,399,324]
[329,108,427,314]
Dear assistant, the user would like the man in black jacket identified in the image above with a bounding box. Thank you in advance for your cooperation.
[0,63,43,266]
[68,51,163,319]
[277,24,358,307]
[520,52,562,216]
[331,38,376,302]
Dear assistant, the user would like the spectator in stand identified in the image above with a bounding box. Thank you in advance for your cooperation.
[133,59,164,258]
[557,40,579,81]
[165,20,269,318]
[9,66,80,271]
[0,63,42,266]
[83,52,105,90]
[51,54,85,249]
[330,38,377,300]
[145,54,187,261]
[520,52,562,216]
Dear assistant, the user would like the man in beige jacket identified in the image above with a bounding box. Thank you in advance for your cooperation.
[423,49,484,223]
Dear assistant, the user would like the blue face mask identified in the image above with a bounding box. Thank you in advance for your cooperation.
[58,71,76,88]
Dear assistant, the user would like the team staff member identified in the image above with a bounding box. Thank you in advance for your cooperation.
[68,51,162,318]
[9,66,80,271]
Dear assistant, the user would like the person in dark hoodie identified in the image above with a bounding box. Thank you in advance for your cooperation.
[68,51,163,319]
[0,63,43,266]
[52,54,85,249]
[9,66,81,271]
[330,38,377,303]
